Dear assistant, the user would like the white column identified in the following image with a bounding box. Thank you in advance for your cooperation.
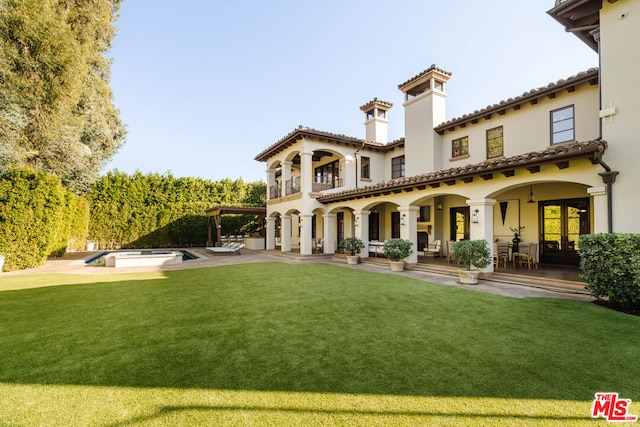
[323,213,336,254]
[354,210,370,258]
[266,168,276,200]
[266,216,276,250]
[467,198,497,273]
[282,161,292,196]
[299,213,313,255]
[588,186,608,234]
[281,214,292,252]
[301,152,313,194]
[399,205,419,264]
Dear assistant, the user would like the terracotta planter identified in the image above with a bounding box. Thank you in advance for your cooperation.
[389,260,405,272]
[458,269,480,285]
[346,255,359,265]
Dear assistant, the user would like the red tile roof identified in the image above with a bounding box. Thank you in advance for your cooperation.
[435,68,598,134]
[254,126,404,162]
[318,140,607,203]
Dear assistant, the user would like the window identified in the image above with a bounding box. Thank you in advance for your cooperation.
[391,155,405,178]
[452,136,469,158]
[360,156,370,179]
[551,105,575,144]
[314,160,339,187]
[486,126,504,158]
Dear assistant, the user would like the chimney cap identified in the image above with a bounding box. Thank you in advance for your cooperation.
[360,97,393,113]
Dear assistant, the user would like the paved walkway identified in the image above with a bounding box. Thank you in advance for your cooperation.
[1,248,592,301]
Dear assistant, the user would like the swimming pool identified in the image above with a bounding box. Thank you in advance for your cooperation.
[85,250,198,267]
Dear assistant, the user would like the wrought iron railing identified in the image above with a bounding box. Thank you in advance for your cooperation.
[269,184,281,199]
[285,176,300,195]
[312,177,343,192]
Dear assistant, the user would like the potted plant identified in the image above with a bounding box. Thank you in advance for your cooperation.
[450,239,491,284]
[382,238,413,271]
[338,237,365,265]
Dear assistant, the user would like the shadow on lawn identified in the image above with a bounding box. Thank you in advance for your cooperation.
[105,404,593,426]
[1,264,639,402]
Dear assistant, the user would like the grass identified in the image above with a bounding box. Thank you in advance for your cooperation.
[0,262,638,425]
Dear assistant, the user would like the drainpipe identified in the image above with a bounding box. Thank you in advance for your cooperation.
[591,29,619,233]
[594,148,618,233]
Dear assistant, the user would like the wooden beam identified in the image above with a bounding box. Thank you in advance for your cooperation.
[527,165,541,173]
[429,183,440,188]
[462,176,474,183]
[502,170,515,177]
[556,161,570,169]
[481,174,493,181]
[445,180,456,186]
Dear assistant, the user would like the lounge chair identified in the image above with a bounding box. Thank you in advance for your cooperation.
[424,240,441,257]
[206,243,245,255]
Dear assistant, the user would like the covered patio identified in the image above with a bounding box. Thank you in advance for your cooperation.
[204,206,267,247]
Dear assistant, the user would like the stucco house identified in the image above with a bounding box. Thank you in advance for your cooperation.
[254,0,639,272]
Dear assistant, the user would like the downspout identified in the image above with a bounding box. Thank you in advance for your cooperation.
[594,147,618,233]
[591,27,619,233]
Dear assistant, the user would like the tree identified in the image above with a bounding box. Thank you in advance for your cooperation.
[0,0,126,193]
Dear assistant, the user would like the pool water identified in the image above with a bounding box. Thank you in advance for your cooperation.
[85,250,197,266]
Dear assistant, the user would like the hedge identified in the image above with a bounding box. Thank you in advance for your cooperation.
[579,233,640,307]
[86,171,265,249]
[0,168,89,271]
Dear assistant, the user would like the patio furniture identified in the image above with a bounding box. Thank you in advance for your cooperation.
[513,242,538,269]
[446,241,457,263]
[312,238,323,253]
[424,240,442,257]
[206,243,245,255]
[493,242,508,269]
[368,241,384,257]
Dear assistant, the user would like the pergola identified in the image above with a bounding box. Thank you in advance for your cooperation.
[204,206,267,247]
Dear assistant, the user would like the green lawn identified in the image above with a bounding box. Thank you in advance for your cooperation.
[0,263,638,425]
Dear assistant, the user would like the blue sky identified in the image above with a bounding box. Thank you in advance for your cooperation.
[106,0,597,183]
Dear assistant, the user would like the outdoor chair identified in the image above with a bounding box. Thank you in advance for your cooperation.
[446,240,457,263]
[206,242,245,255]
[513,242,538,269]
[424,240,442,257]
[493,242,508,269]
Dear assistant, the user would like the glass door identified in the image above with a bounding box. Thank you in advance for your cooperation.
[450,207,470,242]
[540,198,589,265]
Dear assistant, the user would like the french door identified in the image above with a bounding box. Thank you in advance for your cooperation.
[450,207,470,242]
[540,198,590,266]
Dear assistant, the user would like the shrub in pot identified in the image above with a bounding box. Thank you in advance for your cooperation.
[382,238,413,271]
[338,237,365,265]
[450,239,491,284]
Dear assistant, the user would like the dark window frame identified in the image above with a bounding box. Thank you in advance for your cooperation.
[550,105,575,145]
[486,126,504,159]
[360,156,370,179]
[391,155,405,179]
[452,136,469,158]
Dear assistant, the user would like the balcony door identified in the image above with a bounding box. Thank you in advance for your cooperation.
[540,198,589,266]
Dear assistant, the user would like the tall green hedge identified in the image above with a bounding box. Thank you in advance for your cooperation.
[86,171,265,249]
[579,233,640,307]
[0,168,89,271]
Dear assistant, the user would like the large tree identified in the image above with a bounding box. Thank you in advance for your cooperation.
[0,0,126,193]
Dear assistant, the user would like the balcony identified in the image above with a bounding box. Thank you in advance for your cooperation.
[269,184,281,199]
[285,176,300,196]
[312,176,343,192]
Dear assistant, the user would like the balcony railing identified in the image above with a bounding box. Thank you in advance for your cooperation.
[269,184,281,199]
[285,176,300,196]
[312,177,343,192]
